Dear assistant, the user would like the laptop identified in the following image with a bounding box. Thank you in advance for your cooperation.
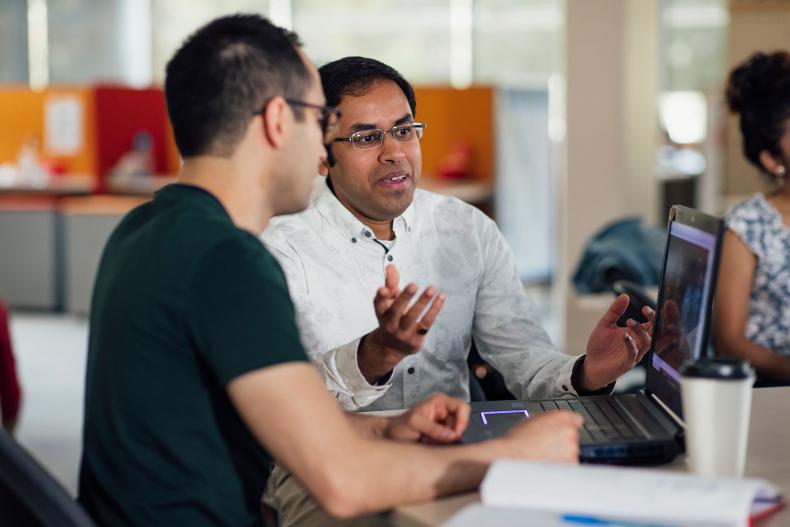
[462,205,723,465]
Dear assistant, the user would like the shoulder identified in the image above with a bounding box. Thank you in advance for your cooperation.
[725,193,768,225]
[261,205,322,259]
[725,193,771,237]
[199,228,283,285]
[724,193,772,257]
[413,188,492,228]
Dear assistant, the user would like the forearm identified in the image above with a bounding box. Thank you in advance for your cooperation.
[357,331,400,383]
[719,337,790,378]
[344,412,389,439]
[331,437,505,515]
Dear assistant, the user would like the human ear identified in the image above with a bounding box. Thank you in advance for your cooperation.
[262,96,290,149]
[758,149,783,176]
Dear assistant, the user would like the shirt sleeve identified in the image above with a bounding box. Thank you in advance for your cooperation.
[470,211,581,398]
[262,231,390,410]
[187,235,309,387]
[725,200,764,260]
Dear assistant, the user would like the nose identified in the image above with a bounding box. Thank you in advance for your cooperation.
[318,142,329,169]
[378,132,406,164]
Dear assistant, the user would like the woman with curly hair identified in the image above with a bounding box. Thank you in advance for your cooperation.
[714,50,790,380]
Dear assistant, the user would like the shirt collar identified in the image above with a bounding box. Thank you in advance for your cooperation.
[315,178,416,240]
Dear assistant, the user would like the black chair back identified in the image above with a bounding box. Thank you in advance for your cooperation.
[0,429,95,526]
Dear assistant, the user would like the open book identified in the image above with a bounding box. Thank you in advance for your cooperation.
[459,460,784,527]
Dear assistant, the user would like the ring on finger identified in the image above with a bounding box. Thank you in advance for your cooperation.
[416,323,430,336]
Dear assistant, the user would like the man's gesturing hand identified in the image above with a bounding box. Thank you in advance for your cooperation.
[358,265,445,383]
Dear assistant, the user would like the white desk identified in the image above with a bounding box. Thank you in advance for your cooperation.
[391,387,790,527]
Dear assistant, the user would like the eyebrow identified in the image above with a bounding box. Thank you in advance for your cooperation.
[347,113,414,132]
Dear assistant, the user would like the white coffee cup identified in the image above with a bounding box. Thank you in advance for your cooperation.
[680,358,755,478]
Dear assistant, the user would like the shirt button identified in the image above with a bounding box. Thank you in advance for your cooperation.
[351,237,357,243]
[364,231,372,237]
[562,384,569,391]
[387,255,393,261]
[407,367,415,374]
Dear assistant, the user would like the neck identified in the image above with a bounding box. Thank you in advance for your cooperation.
[359,215,394,240]
[773,183,790,201]
[328,181,396,240]
[178,157,273,235]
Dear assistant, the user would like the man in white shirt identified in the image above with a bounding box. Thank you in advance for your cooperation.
[262,56,654,412]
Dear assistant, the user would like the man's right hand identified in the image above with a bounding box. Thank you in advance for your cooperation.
[500,411,583,464]
[358,265,445,384]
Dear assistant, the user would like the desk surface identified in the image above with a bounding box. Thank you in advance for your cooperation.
[391,387,790,527]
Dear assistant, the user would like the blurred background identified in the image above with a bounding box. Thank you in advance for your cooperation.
[0,0,787,495]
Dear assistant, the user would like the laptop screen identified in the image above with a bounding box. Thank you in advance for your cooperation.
[650,220,718,386]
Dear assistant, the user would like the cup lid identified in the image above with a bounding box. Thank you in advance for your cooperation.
[680,357,754,379]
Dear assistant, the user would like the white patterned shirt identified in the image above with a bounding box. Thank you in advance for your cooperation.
[262,180,580,411]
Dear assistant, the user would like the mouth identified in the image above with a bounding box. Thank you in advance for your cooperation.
[377,172,411,190]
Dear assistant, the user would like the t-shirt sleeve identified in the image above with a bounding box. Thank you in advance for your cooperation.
[187,234,309,386]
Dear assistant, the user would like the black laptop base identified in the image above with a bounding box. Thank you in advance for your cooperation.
[463,395,684,466]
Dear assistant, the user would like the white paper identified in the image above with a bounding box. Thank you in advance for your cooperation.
[480,460,781,526]
[441,504,732,527]
[45,95,83,155]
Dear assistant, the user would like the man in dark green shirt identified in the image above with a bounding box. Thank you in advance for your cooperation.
[79,14,582,527]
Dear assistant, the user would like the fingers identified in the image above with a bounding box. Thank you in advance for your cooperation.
[411,394,471,442]
[622,329,639,358]
[598,294,630,326]
[384,283,419,324]
[373,286,398,317]
[513,410,582,464]
[384,264,400,292]
[437,394,470,436]
[409,413,459,443]
[399,286,437,330]
[381,284,445,336]
[417,293,445,331]
[533,409,583,428]
[626,318,651,353]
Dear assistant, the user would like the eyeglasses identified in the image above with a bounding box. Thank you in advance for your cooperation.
[333,122,427,150]
[254,99,341,138]
[285,99,341,137]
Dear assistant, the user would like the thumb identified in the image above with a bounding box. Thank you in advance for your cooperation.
[598,293,630,327]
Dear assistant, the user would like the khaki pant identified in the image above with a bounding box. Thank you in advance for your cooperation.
[263,464,392,527]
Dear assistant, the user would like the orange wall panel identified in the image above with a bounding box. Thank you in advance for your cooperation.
[413,86,494,183]
[0,88,46,165]
[0,87,97,184]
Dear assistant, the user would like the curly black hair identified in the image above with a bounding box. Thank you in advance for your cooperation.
[725,51,790,179]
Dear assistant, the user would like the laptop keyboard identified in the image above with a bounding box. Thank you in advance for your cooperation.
[539,399,645,443]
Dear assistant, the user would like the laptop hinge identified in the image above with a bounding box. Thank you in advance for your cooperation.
[648,391,685,429]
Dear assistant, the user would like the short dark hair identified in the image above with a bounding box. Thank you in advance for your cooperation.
[319,57,416,166]
[165,14,311,158]
[726,51,790,177]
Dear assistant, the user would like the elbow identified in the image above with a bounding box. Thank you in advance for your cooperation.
[309,462,370,519]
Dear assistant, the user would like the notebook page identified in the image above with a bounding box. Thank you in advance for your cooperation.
[480,460,780,525]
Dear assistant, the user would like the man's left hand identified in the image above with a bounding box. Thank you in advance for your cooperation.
[383,393,470,444]
[581,294,654,391]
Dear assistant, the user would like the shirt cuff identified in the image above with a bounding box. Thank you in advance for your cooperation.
[552,355,581,397]
[335,338,391,406]
[570,355,616,396]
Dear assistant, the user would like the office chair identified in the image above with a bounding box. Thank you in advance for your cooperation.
[466,340,515,402]
[0,428,95,526]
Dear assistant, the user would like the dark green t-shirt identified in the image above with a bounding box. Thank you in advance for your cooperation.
[79,184,308,527]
